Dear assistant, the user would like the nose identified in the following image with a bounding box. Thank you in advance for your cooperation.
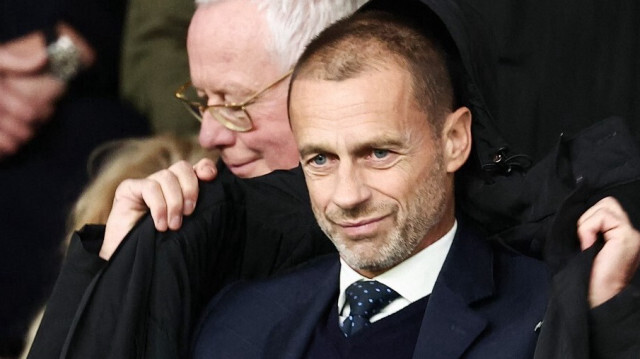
[198,111,236,150]
[331,162,372,210]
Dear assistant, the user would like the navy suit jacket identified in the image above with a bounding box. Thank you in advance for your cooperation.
[192,224,550,359]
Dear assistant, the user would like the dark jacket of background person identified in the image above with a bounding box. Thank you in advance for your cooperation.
[0,0,149,356]
[456,0,640,162]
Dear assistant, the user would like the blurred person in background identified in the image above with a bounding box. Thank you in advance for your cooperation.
[0,0,149,356]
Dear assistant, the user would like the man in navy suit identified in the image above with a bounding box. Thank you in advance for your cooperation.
[190,3,640,358]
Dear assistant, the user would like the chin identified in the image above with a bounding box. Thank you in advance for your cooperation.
[337,240,396,272]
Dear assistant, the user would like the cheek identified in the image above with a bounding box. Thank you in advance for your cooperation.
[239,114,284,147]
[246,105,298,161]
[306,177,333,213]
[363,168,412,205]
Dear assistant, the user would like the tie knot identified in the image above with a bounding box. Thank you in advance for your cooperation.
[344,280,399,319]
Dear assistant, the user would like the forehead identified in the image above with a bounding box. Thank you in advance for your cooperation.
[187,1,277,91]
[290,68,431,148]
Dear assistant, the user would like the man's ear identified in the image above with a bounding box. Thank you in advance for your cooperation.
[441,107,472,173]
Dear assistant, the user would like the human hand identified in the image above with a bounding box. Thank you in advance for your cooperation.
[577,197,640,308]
[0,30,48,74]
[0,31,64,157]
[100,158,218,260]
[0,22,95,75]
[0,23,94,158]
[0,73,66,156]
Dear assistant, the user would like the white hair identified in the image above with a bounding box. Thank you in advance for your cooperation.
[194,0,369,71]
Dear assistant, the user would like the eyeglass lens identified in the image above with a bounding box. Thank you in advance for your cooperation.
[209,107,252,131]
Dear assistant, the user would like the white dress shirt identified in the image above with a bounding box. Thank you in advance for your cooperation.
[338,221,457,324]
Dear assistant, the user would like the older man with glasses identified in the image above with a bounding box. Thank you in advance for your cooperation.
[171,0,342,180]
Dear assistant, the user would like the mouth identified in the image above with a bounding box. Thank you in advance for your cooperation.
[227,159,254,169]
[334,215,389,238]
[224,157,258,176]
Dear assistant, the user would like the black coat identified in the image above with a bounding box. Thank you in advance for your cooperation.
[29,166,335,358]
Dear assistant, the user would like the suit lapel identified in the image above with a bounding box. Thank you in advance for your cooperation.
[413,225,495,359]
[265,259,340,359]
[265,225,495,358]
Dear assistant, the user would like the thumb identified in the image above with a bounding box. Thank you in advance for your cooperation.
[193,158,218,181]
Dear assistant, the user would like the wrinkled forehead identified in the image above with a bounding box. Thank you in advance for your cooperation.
[289,67,424,137]
[288,53,413,123]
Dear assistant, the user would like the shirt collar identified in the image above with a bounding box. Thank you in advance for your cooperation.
[338,221,457,308]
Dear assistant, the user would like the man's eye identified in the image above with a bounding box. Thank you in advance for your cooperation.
[372,149,389,159]
[196,94,209,105]
[311,154,328,166]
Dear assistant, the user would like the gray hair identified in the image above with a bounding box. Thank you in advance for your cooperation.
[195,0,369,71]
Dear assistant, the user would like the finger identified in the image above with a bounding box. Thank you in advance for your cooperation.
[577,197,640,307]
[1,75,65,122]
[167,160,200,216]
[147,169,185,231]
[576,197,625,250]
[0,130,21,157]
[577,197,623,227]
[0,32,48,74]
[577,202,627,250]
[586,217,640,307]
[0,79,39,123]
[193,158,218,181]
[102,178,171,260]
[9,75,66,106]
[577,208,616,250]
[36,102,56,122]
[116,178,168,231]
[0,116,35,144]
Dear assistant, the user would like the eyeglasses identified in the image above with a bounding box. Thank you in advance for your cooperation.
[174,70,293,132]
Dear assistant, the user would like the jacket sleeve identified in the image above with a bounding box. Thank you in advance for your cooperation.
[28,225,107,358]
[589,273,640,358]
[29,167,333,359]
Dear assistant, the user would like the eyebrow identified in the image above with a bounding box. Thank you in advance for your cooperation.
[350,137,405,156]
[298,135,405,159]
[299,144,330,159]
[193,81,254,100]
